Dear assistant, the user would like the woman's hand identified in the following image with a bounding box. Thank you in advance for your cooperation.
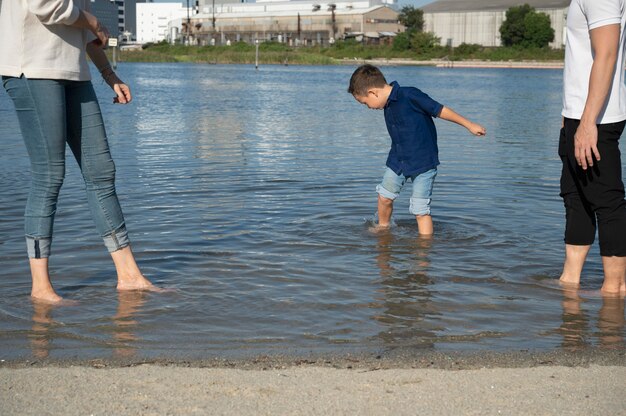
[101,68,132,104]
[112,81,132,104]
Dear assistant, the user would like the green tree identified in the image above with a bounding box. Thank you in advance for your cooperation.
[500,4,554,48]
[398,6,424,32]
[523,12,554,48]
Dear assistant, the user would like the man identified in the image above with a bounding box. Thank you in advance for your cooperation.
[559,0,626,295]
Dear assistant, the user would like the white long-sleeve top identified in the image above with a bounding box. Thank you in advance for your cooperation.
[0,0,94,81]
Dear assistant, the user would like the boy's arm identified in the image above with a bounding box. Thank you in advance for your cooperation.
[438,106,486,136]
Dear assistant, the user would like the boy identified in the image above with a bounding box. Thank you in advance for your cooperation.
[348,64,486,235]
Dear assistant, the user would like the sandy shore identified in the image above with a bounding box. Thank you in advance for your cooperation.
[2,351,625,415]
[1,365,624,415]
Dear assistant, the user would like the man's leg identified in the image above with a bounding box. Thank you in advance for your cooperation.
[559,121,598,286]
[559,244,591,286]
[600,256,626,295]
[590,122,626,295]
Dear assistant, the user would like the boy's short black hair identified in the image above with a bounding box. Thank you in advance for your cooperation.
[348,64,387,96]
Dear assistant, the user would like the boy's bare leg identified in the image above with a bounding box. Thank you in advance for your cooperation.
[600,256,626,296]
[415,214,433,236]
[111,246,158,291]
[559,244,591,286]
[377,194,393,228]
[29,258,63,303]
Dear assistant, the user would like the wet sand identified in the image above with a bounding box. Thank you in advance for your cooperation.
[2,350,625,415]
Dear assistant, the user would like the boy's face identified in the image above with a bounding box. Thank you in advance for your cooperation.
[353,89,387,110]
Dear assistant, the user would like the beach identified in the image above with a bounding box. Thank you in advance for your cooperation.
[2,351,626,415]
[1,64,624,415]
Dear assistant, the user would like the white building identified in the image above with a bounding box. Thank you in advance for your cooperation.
[422,0,569,48]
[136,2,192,43]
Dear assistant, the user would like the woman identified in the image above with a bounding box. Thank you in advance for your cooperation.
[0,0,157,303]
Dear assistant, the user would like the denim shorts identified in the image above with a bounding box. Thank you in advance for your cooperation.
[376,167,437,215]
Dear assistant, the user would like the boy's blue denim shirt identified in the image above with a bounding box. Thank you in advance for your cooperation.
[384,81,444,177]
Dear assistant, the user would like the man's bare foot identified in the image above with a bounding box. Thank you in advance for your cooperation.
[600,286,626,298]
[558,277,580,290]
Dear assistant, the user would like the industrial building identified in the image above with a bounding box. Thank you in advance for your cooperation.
[182,0,402,46]
[422,0,569,48]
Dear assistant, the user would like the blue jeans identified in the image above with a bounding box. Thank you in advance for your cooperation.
[376,167,437,215]
[2,76,129,258]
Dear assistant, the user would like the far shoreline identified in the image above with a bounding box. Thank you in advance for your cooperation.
[337,58,564,69]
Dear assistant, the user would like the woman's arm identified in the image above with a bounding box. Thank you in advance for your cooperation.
[87,45,132,104]
[72,10,109,47]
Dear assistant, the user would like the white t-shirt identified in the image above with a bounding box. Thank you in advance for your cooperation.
[562,0,626,124]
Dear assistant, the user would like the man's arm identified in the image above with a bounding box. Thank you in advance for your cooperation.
[575,23,620,170]
[439,106,486,136]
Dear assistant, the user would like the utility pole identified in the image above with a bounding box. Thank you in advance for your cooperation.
[328,4,336,43]
[186,0,191,44]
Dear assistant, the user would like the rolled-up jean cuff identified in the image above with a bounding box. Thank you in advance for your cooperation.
[410,197,431,216]
[376,184,398,200]
[26,237,52,259]
[103,226,130,253]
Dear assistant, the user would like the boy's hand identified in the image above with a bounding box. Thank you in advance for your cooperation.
[468,123,486,136]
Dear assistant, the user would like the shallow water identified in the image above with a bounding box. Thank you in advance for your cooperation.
[0,63,624,360]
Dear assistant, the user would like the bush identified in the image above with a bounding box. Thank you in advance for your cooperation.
[392,31,411,51]
[455,43,481,55]
[410,31,441,54]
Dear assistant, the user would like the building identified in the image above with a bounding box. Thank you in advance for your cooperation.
[188,0,402,46]
[137,2,191,43]
[422,0,569,48]
[113,0,149,41]
[91,0,120,39]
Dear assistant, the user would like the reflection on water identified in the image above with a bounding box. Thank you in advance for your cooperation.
[30,302,55,360]
[0,63,624,360]
[27,291,148,359]
[374,229,437,349]
[112,291,148,358]
[559,288,625,351]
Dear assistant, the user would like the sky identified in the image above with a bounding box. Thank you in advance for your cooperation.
[397,0,434,8]
[153,0,436,7]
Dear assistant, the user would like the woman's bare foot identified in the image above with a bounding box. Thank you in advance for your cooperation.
[29,258,73,304]
[111,246,163,291]
[30,290,64,304]
[117,273,162,291]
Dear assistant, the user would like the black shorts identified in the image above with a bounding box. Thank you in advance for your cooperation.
[559,118,626,257]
